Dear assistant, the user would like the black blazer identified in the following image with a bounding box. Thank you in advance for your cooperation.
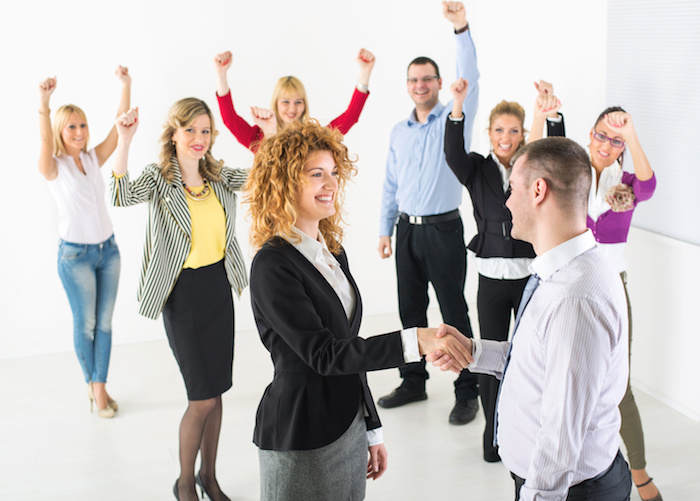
[443,115,565,259]
[250,238,406,451]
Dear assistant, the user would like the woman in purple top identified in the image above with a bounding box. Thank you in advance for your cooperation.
[550,106,660,501]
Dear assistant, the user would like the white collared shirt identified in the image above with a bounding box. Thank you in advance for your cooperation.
[589,163,627,272]
[470,230,629,500]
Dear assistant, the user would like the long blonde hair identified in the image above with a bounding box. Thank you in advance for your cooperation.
[52,105,89,157]
[158,98,223,182]
[244,120,356,254]
[270,76,309,129]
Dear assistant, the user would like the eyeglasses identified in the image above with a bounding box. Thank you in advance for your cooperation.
[592,131,625,148]
[406,75,439,85]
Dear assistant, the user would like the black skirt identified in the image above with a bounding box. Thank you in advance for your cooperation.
[162,260,234,400]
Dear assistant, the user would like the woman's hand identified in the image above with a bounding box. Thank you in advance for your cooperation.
[116,107,139,140]
[533,80,561,117]
[449,78,468,119]
[115,65,131,86]
[357,48,376,72]
[214,51,232,74]
[250,106,277,136]
[603,111,636,142]
[39,76,57,102]
[367,444,388,480]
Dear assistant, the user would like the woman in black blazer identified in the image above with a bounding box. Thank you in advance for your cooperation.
[244,120,472,501]
[443,78,563,463]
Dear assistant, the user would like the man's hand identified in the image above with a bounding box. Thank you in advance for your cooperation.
[378,236,392,259]
[417,326,473,373]
[442,1,468,31]
[424,324,473,372]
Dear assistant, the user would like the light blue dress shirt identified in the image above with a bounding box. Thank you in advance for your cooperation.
[379,30,480,237]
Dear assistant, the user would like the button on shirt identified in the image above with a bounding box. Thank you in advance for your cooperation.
[379,30,480,237]
[469,230,629,500]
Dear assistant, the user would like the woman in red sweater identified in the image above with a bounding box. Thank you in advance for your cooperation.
[213,49,375,152]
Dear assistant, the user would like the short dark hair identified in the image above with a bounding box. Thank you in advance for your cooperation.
[407,57,440,79]
[513,137,591,214]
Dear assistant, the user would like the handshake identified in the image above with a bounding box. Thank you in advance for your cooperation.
[416,325,473,373]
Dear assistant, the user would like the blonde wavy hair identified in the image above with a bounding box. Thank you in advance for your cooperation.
[158,98,223,182]
[244,120,356,254]
[52,105,89,157]
[488,100,527,148]
[270,76,309,129]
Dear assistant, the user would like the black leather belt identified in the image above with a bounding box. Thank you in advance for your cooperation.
[399,209,460,225]
[478,219,512,240]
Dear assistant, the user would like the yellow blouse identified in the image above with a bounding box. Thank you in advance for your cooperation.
[183,184,226,269]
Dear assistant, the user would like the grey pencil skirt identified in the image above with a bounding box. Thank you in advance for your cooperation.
[258,406,368,501]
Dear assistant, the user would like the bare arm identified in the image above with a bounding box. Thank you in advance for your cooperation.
[214,51,232,97]
[95,66,132,166]
[38,76,58,180]
[356,48,376,92]
[112,107,139,178]
[605,112,653,181]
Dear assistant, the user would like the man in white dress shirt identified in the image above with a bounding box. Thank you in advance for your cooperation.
[430,137,632,500]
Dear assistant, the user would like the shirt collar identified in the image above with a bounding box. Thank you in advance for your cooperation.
[530,230,596,281]
[287,226,337,266]
[407,101,445,126]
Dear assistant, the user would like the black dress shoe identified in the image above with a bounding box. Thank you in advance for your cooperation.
[377,386,427,408]
[483,448,502,463]
[449,398,478,425]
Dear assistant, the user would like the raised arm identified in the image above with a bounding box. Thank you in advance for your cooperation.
[446,1,479,150]
[214,51,262,150]
[529,80,562,143]
[112,107,138,178]
[445,78,478,186]
[250,106,277,137]
[327,49,375,135]
[38,76,58,180]
[94,66,131,166]
[604,111,653,182]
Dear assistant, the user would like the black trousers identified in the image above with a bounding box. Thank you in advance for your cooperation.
[477,274,529,456]
[512,450,632,500]
[394,216,478,401]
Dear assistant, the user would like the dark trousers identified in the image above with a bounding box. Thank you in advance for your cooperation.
[512,450,631,500]
[477,274,529,456]
[394,215,478,401]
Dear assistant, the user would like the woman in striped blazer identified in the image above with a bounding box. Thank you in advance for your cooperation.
[110,99,247,501]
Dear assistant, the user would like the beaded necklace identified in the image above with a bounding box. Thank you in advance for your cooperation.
[182,179,212,201]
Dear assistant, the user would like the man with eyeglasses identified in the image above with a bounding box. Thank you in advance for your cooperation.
[377,1,480,426]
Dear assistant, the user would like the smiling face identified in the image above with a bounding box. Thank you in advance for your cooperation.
[489,113,524,166]
[276,92,306,125]
[406,63,442,110]
[60,112,89,155]
[171,113,211,164]
[589,119,626,171]
[295,150,338,237]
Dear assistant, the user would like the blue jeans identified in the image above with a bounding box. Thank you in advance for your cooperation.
[57,235,120,383]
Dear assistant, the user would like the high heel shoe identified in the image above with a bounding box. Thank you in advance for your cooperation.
[86,383,115,418]
[195,472,209,499]
[106,396,119,411]
[173,479,180,500]
[636,478,663,501]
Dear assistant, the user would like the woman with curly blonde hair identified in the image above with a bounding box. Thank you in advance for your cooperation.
[245,120,472,501]
[111,98,248,501]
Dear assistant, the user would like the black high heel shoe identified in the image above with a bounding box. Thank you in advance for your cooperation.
[173,479,180,500]
[195,472,209,499]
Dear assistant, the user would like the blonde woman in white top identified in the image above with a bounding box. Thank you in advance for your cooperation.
[38,67,131,418]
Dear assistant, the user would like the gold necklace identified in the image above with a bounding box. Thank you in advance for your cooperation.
[182,179,212,201]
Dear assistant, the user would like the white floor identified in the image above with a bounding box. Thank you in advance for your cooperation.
[2,312,698,500]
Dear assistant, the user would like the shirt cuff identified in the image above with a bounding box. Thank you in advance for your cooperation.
[546,114,563,123]
[448,112,465,122]
[471,339,483,367]
[367,427,384,446]
[401,327,421,363]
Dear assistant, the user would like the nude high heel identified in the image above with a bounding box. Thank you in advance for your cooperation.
[87,383,115,418]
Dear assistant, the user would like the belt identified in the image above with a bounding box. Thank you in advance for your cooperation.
[478,219,512,240]
[399,209,460,225]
